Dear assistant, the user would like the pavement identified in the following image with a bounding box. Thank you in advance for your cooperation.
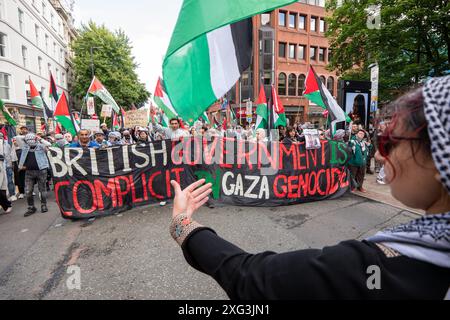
[0,174,422,300]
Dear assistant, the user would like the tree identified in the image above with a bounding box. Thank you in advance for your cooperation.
[71,22,150,112]
[326,0,450,101]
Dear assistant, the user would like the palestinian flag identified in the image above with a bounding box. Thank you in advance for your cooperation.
[54,92,79,136]
[271,85,287,128]
[154,78,178,122]
[304,66,350,134]
[213,114,220,129]
[120,107,127,128]
[112,112,120,130]
[0,99,17,126]
[88,77,120,113]
[49,72,59,110]
[229,106,237,124]
[29,79,53,125]
[255,85,268,130]
[160,110,170,128]
[162,0,296,122]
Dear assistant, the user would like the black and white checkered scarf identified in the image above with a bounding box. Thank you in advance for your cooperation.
[368,213,450,268]
[423,75,450,194]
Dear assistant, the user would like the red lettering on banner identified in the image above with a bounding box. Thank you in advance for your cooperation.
[237,140,257,170]
[171,168,184,185]
[148,171,163,200]
[308,149,318,168]
[287,176,299,199]
[273,175,287,198]
[141,173,148,201]
[258,142,278,171]
[203,137,219,165]
[54,181,72,217]
[115,176,131,207]
[171,140,183,165]
[339,167,349,188]
[94,178,117,210]
[73,181,97,214]
[219,138,233,169]
[166,170,172,198]
[298,174,308,198]
[316,169,326,196]
[129,175,143,204]
[325,168,331,195]
[329,168,341,194]
[298,143,307,170]
[279,143,298,170]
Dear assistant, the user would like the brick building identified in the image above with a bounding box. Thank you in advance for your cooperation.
[209,0,337,129]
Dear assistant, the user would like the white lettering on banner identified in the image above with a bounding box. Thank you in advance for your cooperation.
[131,145,150,168]
[47,148,67,178]
[122,146,132,172]
[89,148,99,176]
[65,149,87,176]
[149,141,167,167]
[107,148,115,175]
[222,173,270,200]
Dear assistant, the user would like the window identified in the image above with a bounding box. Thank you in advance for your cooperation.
[56,68,59,84]
[310,16,317,32]
[320,76,326,85]
[278,73,287,96]
[60,49,64,63]
[288,74,297,96]
[51,13,54,28]
[0,73,10,100]
[48,63,51,76]
[22,46,27,68]
[261,13,271,26]
[0,0,4,20]
[289,13,296,28]
[298,74,306,96]
[279,11,286,27]
[0,33,6,57]
[38,57,42,75]
[328,49,333,62]
[319,47,325,62]
[61,72,65,87]
[35,25,39,45]
[53,42,56,57]
[288,44,296,59]
[327,77,335,96]
[42,2,46,19]
[263,71,272,85]
[299,15,307,30]
[18,9,24,34]
[320,18,326,33]
[298,45,306,60]
[279,42,286,58]
[45,34,49,52]
[310,46,317,61]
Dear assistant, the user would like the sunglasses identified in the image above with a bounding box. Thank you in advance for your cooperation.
[377,134,421,157]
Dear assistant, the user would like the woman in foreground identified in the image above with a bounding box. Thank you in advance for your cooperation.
[169,76,450,299]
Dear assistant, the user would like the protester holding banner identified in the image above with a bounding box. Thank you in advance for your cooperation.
[169,76,450,299]
[70,130,100,149]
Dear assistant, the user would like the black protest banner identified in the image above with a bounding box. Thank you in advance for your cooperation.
[48,137,352,220]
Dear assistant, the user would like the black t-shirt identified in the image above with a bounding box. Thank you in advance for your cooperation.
[24,149,39,170]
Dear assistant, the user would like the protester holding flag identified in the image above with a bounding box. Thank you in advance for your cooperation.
[168,76,450,299]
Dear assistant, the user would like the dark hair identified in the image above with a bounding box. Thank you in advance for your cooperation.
[384,86,430,181]
[170,118,180,124]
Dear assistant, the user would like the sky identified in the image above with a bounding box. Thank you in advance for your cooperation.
[73,0,183,98]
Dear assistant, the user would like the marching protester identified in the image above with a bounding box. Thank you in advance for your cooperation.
[121,130,134,145]
[100,123,110,137]
[168,76,450,299]
[282,126,299,144]
[64,133,73,144]
[278,125,287,142]
[93,131,108,148]
[107,132,123,147]
[136,127,151,144]
[12,126,29,200]
[52,134,69,149]
[70,129,100,149]
[18,134,52,217]
[348,129,371,192]
[0,133,16,202]
[153,118,188,141]
[0,133,13,214]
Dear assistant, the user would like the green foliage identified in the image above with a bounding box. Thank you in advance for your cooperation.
[71,22,150,112]
[326,0,450,101]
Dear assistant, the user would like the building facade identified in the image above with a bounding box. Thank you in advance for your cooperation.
[0,0,76,133]
[209,0,337,129]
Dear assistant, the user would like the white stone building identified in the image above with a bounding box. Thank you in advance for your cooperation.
[0,0,76,133]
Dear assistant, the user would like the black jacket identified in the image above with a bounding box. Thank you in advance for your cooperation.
[181,228,450,300]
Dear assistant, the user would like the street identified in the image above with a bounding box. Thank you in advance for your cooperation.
[0,176,420,300]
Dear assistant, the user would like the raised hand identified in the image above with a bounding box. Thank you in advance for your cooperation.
[170,179,213,219]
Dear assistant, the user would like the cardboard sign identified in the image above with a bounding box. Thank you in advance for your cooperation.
[101,105,112,118]
[124,109,149,128]
[81,119,100,133]
[87,97,95,115]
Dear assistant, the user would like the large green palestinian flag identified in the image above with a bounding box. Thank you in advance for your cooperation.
[304,66,350,134]
[88,77,120,113]
[162,0,297,122]
[255,85,268,130]
[54,92,79,136]
[271,85,287,128]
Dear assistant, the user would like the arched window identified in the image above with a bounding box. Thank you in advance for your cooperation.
[298,74,306,96]
[278,73,287,96]
[320,76,326,85]
[288,73,296,96]
[327,76,334,95]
